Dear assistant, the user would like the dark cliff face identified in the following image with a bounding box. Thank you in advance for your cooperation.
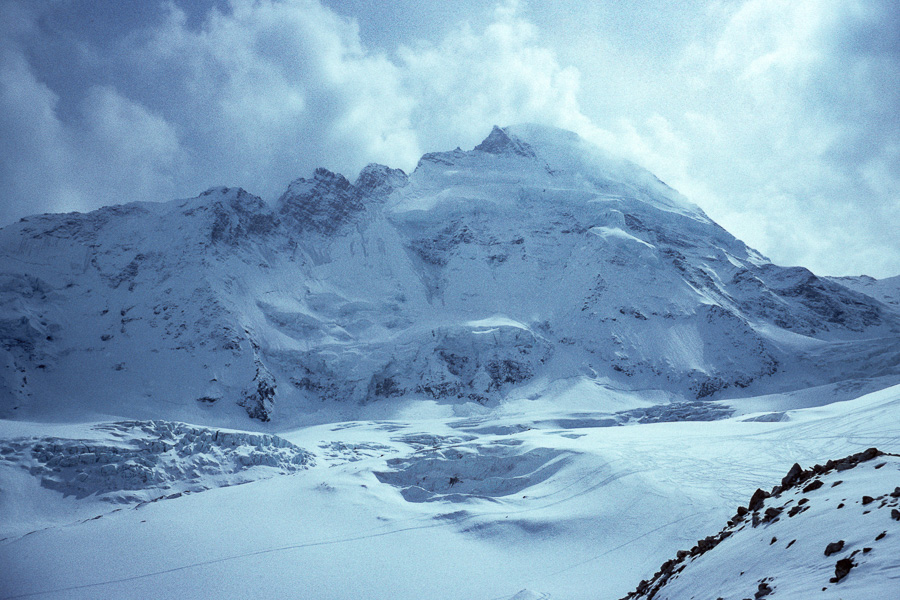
[355,164,409,198]
[198,188,278,246]
[277,168,363,235]
[275,166,408,236]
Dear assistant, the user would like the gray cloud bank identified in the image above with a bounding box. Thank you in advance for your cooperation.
[0,0,897,277]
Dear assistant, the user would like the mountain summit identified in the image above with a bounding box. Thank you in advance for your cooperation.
[473,125,536,157]
[1,125,898,426]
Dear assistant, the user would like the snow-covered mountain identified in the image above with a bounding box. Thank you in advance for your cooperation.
[2,125,900,600]
[2,124,897,427]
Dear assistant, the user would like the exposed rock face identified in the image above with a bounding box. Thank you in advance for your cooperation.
[1,124,898,425]
[278,168,366,234]
[354,163,409,198]
[239,357,277,422]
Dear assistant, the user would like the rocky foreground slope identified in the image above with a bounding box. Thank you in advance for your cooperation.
[623,448,900,600]
[1,125,898,426]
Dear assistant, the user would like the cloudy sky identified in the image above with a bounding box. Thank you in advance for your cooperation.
[1,0,897,277]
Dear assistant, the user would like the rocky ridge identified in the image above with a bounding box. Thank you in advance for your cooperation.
[622,448,900,600]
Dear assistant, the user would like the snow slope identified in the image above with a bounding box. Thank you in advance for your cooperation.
[622,448,900,600]
[1,125,898,427]
[828,274,900,308]
[1,384,898,600]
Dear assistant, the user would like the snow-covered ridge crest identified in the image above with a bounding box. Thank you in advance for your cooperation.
[505,123,703,217]
[397,124,705,220]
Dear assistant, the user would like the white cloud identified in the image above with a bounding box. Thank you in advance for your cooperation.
[78,85,183,206]
[0,0,896,277]
[711,0,900,276]
[397,2,590,153]
[0,27,183,220]
[0,48,66,216]
[583,0,900,277]
[0,0,599,220]
[121,0,420,194]
[0,0,425,220]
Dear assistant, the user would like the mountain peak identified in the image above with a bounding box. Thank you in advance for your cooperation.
[277,168,364,234]
[355,163,409,197]
[311,167,353,189]
[197,186,262,204]
[474,125,535,158]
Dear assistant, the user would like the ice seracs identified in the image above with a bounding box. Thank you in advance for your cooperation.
[0,420,312,504]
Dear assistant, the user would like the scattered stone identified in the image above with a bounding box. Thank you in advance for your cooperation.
[695,535,717,553]
[749,488,769,511]
[873,462,885,469]
[830,558,855,583]
[875,531,886,541]
[824,540,845,556]
[618,448,891,600]
[754,580,773,599]
[781,463,803,487]
[803,480,824,493]
[763,507,782,523]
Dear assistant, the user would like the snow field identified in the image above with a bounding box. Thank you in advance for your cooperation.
[1,385,898,599]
